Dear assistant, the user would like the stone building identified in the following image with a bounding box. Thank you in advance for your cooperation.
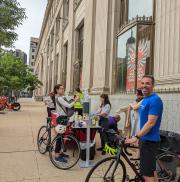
[29,37,39,71]
[34,0,180,133]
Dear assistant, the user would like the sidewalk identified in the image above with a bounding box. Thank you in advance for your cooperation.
[0,99,134,182]
[0,99,87,182]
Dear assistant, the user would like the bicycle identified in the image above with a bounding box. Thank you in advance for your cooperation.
[37,117,52,154]
[0,97,21,111]
[37,117,81,170]
[85,136,180,182]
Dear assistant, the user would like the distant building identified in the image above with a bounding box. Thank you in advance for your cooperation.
[29,37,39,71]
[12,49,27,65]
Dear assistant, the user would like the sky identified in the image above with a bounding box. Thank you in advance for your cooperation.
[14,0,47,63]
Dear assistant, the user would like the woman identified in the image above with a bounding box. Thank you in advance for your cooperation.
[53,84,79,163]
[44,92,56,117]
[74,88,84,116]
[54,84,79,119]
[95,94,111,155]
[129,88,144,136]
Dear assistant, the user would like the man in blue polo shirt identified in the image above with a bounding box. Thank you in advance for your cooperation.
[126,75,163,182]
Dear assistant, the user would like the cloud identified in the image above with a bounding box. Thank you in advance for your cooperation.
[14,0,47,63]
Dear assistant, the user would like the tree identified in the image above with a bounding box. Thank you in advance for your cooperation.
[0,0,26,49]
[0,53,42,95]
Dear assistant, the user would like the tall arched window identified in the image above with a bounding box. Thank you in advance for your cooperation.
[116,0,154,92]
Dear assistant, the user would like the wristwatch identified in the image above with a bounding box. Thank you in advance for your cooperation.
[135,135,140,139]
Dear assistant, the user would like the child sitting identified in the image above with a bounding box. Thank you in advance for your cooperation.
[102,115,121,152]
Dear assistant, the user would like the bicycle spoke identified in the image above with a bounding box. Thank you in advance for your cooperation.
[37,126,50,154]
[49,135,80,170]
[87,158,125,182]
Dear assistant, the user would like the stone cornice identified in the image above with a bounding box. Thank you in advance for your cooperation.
[156,76,180,85]
[89,86,110,95]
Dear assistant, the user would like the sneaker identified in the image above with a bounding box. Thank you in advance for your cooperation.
[55,156,68,163]
[97,147,103,151]
[60,152,69,158]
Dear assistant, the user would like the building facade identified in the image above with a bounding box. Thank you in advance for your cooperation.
[12,49,27,65]
[29,37,39,70]
[35,0,180,133]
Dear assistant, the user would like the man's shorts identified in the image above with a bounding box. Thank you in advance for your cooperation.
[140,140,160,177]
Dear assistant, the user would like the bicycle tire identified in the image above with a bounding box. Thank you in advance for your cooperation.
[85,156,126,182]
[49,134,80,170]
[37,125,50,154]
[156,152,178,182]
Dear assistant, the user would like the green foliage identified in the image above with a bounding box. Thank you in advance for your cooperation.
[0,53,42,93]
[0,0,26,48]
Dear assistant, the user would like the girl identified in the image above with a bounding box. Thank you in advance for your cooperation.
[95,94,111,155]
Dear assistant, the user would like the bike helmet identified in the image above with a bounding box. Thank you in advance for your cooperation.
[104,143,118,156]
[55,124,66,134]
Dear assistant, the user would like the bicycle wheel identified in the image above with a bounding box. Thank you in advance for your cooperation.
[156,152,179,182]
[37,126,50,154]
[49,134,80,170]
[85,156,126,182]
[12,103,21,111]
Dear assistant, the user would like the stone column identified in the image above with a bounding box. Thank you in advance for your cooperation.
[154,0,180,89]
[90,0,112,94]
[81,0,96,90]
[65,0,75,94]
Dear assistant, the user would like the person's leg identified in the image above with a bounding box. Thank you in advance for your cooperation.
[100,118,109,154]
[140,141,159,182]
[55,137,61,157]
[54,137,68,162]
[97,129,103,151]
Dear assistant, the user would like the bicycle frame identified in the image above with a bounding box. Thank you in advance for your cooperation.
[102,142,144,181]
[108,143,180,182]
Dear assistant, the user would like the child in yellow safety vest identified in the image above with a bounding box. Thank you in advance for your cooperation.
[74,88,84,116]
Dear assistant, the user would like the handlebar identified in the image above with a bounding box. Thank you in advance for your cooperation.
[117,136,140,156]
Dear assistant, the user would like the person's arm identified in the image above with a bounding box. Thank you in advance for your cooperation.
[129,100,142,110]
[116,105,129,114]
[94,107,101,115]
[98,112,108,117]
[125,115,159,144]
[58,97,75,108]
[97,104,111,117]
[126,98,163,144]
[44,97,50,105]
